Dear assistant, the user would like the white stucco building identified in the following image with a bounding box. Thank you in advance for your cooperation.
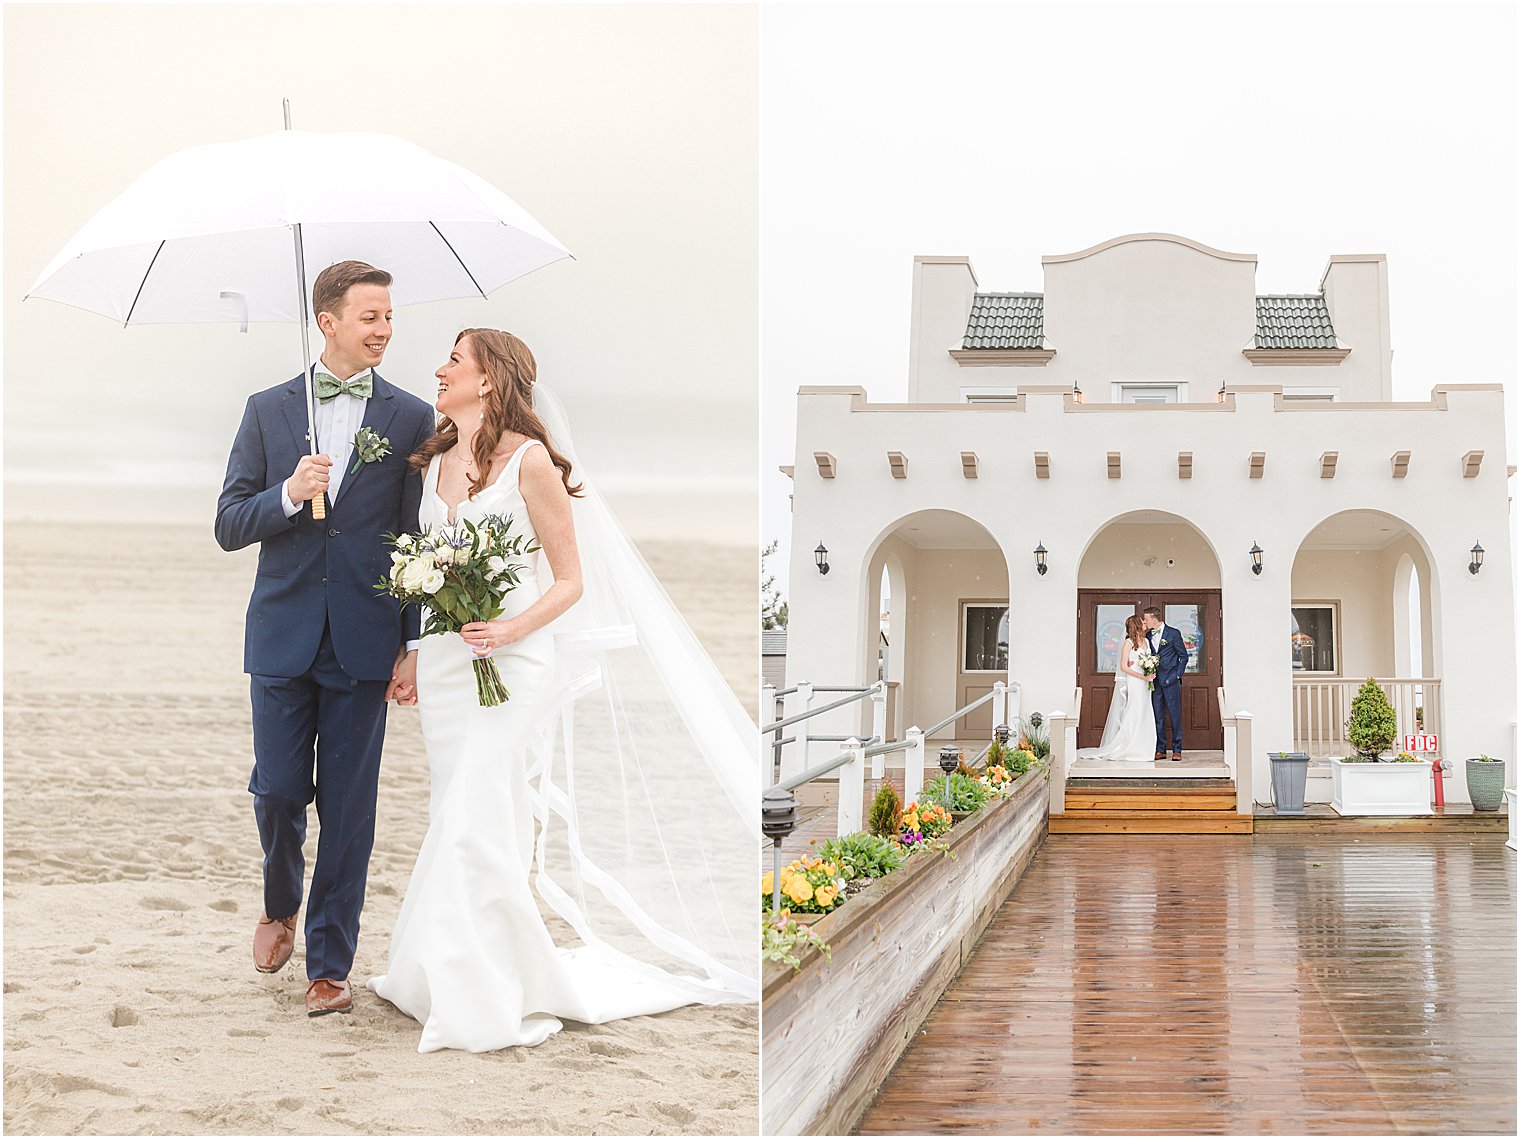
[781,233,1515,807]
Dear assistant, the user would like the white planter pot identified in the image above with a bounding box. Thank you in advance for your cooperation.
[1330,758,1433,816]
[1505,788,1517,852]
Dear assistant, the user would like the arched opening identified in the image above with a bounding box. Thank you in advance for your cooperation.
[861,510,1008,746]
[1074,510,1225,752]
[1290,510,1441,756]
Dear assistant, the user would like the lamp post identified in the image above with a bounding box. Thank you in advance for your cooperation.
[938,745,962,810]
[762,787,799,921]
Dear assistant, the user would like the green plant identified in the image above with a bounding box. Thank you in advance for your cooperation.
[1346,678,1398,759]
[761,914,831,971]
[867,783,902,838]
[1017,715,1051,762]
[1471,753,1501,762]
[815,832,907,880]
[924,772,992,813]
[986,737,1008,768]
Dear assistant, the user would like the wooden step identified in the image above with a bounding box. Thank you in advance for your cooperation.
[1065,790,1237,812]
[1050,813,1254,835]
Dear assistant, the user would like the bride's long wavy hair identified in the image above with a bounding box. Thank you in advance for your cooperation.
[410,328,583,498]
[1125,614,1145,648]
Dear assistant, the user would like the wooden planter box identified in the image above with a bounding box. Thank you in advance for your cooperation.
[1330,757,1433,816]
[761,768,1049,1136]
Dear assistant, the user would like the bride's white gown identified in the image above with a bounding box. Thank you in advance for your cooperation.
[1076,640,1158,763]
[367,441,726,1052]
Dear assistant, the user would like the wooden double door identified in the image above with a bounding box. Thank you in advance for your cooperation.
[1077,591,1223,751]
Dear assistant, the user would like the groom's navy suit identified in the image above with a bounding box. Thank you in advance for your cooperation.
[1148,623,1190,755]
[216,370,433,982]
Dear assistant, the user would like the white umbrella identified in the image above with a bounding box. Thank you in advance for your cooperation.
[25,116,572,519]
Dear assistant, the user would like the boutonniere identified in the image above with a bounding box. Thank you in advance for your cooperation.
[1159,638,1168,647]
[350,427,392,475]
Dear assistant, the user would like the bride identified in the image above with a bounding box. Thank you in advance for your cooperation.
[1076,614,1158,764]
[367,328,756,1052]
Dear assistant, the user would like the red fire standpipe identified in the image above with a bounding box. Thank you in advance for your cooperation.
[1431,756,1445,809]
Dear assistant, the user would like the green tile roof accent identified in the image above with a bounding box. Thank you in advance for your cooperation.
[958,291,1341,351]
[963,292,1044,349]
[1254,295,1339,349]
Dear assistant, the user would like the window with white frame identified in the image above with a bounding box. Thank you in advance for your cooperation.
[1290,603,1338,674]
[1116,383,1181,404]
[962,603,1009,672]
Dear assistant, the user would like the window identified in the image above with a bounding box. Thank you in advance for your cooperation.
[963,604,1009,672]
[1291,604,1338,673]
[1116,383,1181,404]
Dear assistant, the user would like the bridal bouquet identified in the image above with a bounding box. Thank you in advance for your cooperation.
[376,514,538,707]
[1136,650,1160,690]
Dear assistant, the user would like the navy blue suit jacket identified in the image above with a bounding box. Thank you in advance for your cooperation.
[1151,624,1190,689]
[215,371,435,682]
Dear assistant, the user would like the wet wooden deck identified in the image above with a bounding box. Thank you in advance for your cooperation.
[857,832,1516,1135]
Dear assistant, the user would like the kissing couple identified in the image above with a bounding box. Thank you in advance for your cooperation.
[1077,606,1190,765]
[215,260,754,1051]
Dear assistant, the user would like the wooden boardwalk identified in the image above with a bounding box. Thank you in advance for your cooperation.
[857,832,1516,1135]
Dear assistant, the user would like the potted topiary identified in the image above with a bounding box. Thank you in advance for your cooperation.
[1330,679,1432,816]
[1465,754,1506,811]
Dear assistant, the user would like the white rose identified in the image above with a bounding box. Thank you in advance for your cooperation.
[488,556,510,578]
[433,545,455,567]
[419,568,445,594]
[391,551,407,568]
[399,559,435,593]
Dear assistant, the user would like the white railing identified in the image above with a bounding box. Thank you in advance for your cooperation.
[1218,688,1254,814]
[1292,677,1441,757]
[1045,687,1082,816]
[765,681,1011,838]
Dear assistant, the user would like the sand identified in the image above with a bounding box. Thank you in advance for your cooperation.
[2,521,759,1136]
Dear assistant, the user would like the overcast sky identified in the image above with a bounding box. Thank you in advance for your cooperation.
[760,0,1519,596]
[4,2,757,543]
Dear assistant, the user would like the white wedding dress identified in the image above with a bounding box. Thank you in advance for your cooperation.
[368,421,754,1052]
[1076,639,1158,764]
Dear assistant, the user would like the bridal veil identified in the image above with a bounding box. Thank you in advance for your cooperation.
[508,382,758,1003]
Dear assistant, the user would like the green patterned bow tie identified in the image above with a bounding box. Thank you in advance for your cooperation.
[313,370,372,402]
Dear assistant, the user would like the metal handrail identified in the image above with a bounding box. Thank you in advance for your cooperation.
[763,684,881,735]
[768,685,1004,792]
[922,687,1000,739]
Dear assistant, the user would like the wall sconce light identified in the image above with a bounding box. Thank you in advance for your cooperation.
[814,541,830,575]
[1250,542,1263,576]
[1469,541,1484,576]
[1217,379,1227,404]
[1072,381,1085,405]
[1034,541,1048,576]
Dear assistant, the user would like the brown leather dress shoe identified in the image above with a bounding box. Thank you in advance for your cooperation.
[1154,752,1166,761]
[1171,752,1184,762]
[254,912,298,974]
[306,978,353,1017]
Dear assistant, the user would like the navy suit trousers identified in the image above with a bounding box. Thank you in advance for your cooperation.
[1152,681,1184,754]
[249,620,388,981]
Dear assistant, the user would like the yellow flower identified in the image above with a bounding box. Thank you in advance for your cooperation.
[783,876,814,904]
[902,810,919,830]
[821,862,837,876]
[761,872,774,894]
[815,885,837,907]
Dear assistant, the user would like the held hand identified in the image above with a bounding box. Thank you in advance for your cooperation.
[387,649,418,705]
[460,619,519,657]
[289,454,334,503]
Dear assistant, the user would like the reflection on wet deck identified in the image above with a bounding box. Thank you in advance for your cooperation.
[859,833,1516,1135]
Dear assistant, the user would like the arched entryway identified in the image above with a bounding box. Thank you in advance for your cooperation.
[1289,510,1441,756]
[1074,511,1225,751]
[861,510,1009,743]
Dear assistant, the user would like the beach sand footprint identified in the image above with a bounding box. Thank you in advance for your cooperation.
[139,896,193,912]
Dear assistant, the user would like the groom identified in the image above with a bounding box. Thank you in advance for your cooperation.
[215,260,434,1016]
[1142,606,1189,761]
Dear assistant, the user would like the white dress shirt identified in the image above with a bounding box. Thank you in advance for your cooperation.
[281,358,371,516]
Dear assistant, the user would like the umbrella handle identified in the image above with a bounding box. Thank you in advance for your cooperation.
[311,493,327,521]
